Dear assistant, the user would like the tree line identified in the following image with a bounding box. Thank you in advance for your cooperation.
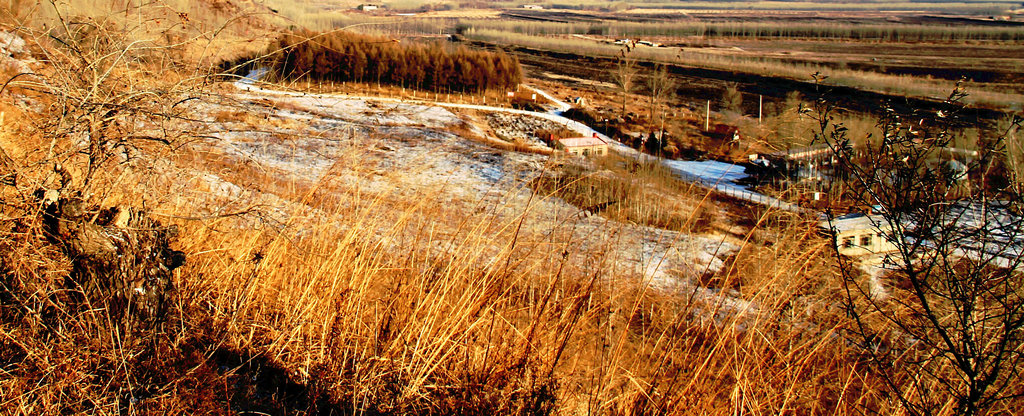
[264,29,522,93]
[461,19,1024,42]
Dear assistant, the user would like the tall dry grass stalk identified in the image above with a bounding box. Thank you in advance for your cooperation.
[166,158,862,414]
[1,2,1003,414]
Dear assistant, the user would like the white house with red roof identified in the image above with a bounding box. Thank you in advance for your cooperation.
[555,133,609,157]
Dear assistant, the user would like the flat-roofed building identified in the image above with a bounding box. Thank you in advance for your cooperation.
[823,213,900,257]
[556,135,609,157]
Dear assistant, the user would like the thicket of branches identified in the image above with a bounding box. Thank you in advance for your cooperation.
[816,81,1024,416]
[264,30,521,93]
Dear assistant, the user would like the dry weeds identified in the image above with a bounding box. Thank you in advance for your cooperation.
[0,2,1018,415]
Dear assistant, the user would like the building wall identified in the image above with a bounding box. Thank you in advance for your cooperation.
[565,144,608,157]
[835,228,899,257]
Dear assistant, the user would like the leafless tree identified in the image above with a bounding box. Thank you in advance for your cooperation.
[611,51,637,118]
[722,82,743,118]
[0,1,202,331]
[816,81,1024,416]
[646,64,675,136]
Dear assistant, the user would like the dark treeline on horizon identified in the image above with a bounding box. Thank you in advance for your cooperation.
[266,30,522,93]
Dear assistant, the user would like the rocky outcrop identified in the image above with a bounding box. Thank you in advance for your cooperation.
[486,112,563,145]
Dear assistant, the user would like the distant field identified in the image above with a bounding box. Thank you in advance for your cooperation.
[487,1,1019,14]
[614,1,1018,13]
[255,1,1024,110]
[463,18,1024,42]
[261,0,1024,22]
[465,28,1024,109]
[449,7,1024,111]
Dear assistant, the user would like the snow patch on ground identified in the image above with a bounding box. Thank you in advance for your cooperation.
[663,159,806,212]
[182,82,747,307]
[663,160,749,185]
[236,92,465,129]
[232,74,799,214]
[634,228,741,289]
[185,171,325,229]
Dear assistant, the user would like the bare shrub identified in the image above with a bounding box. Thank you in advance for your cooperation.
[816,80,1024,416]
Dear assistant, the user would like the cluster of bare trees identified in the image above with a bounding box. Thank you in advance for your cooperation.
[611,51,676,156]
[267,30,522,93]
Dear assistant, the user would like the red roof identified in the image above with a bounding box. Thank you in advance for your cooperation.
[558,137,607,148]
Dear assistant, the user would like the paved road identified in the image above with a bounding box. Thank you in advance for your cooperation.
[523,85,572,114]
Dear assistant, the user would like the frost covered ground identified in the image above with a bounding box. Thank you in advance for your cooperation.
[165,83,742,293]
[664,160,749,184]
[665,159,806,213]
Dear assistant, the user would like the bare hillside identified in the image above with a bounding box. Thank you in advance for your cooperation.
[6,2,1014,415]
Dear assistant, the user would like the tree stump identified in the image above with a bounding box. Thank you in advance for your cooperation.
[42,196,185,329]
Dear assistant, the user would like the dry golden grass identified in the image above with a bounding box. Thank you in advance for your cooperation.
[532,155,719,233]
[148,151,869,414]
[1,2,1020,415]
[0,85,975,415]
[1,70,868,414]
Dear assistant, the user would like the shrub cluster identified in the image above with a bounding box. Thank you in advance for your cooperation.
[266,30,522,93]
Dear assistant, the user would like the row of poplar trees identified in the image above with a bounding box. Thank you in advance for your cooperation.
[268,30,522,93]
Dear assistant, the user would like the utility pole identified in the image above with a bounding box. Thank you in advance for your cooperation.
[758,94,763,125]
[705,100,710,131]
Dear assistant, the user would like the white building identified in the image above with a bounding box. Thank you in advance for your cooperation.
[556,135,609,157]
[823,213,900,257]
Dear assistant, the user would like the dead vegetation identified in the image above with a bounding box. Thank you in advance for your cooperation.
[531,155,719,233]
[0,2,1021,415]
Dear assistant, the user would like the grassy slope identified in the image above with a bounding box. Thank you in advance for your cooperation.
[0,1,1019,415]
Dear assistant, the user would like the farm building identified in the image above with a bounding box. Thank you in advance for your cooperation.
[522,4,543,9]
[822,213,899,257]
[556,135,609,157]
[356,4,381,11]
